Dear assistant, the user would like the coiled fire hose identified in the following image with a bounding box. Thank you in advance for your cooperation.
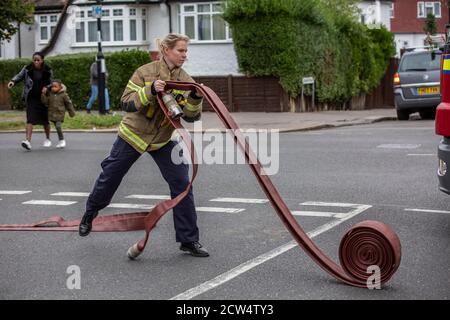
[0,81,401,288]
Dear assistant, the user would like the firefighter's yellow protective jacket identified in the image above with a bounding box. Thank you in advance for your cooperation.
[119,59,202,153]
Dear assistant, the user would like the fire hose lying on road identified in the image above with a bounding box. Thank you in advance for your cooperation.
[0,82,401,288]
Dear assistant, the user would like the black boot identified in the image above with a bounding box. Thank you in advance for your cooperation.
[79,211,98,237]
[180,241,209,257]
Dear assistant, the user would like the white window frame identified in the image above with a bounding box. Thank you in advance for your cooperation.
[418,1,441,18]
[72,5,149,47]
[179,2,232,43]
[389,2,394,19]
[418,2,425,18]
[37,14,59,44]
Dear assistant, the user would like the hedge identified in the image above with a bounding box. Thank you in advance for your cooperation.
[223,0,395,104]
[0,50,151,110]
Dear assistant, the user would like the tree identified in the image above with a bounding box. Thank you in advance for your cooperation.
[0,0,34,42]
[423,13,438,35]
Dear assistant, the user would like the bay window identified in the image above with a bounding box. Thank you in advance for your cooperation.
[74,6,148,45]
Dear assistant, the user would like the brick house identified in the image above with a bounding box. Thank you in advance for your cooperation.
[391,0,449,55]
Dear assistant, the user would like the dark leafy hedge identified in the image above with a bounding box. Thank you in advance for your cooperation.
[223,0,395,104]
[0,50,151,109]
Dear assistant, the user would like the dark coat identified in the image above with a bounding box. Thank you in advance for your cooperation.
[11,63,53,104]
[41,84,76,122]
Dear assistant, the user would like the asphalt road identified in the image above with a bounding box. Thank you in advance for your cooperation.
[0,120,448,300]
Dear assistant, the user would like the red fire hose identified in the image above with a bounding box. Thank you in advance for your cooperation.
[0,82,401,288]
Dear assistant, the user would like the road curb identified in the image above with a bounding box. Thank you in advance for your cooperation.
[0,116,397,134]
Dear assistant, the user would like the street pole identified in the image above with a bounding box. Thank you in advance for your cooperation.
[96,0,106,115]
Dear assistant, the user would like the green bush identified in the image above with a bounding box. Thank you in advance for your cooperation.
[0,50,151,110]
[223,0,395,105]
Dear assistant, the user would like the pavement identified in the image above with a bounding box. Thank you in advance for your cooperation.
[0,108,398,133]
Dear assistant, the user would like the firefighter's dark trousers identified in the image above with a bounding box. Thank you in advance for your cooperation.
[86,136,199,243]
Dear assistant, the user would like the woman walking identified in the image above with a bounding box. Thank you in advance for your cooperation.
[8,52,53,151]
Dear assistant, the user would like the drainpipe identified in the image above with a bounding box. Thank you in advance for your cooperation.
[165,0,172,33]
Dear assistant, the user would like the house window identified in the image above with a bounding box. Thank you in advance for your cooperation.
[130,19,137,41]
[114,20,123,41]
[418,2,441,18]
[38,14,59,43]
[389,3,394,18]
[76,21,85,42]
[87,21,110,42]
[74,6,148,45]
[180,2,231,42]
[142,19,147,41]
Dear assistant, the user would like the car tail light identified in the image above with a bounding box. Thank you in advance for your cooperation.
[436,103,450,137]
[393,73,400,85]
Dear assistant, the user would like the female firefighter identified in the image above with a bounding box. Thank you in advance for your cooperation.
[79,33,209,257]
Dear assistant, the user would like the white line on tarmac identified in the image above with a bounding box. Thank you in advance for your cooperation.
[210,197,269,204]
[405,208,450,215]
[377,144,421,149]
[406,154,434,156]
[291,211,336,217]
[107,204,244,214]
[51,192,90,197]
[126,195,171,200]
[170,204,372,300]
[300,201,364,207]
[197,207,245,213]
[23,200,77,206]
[107,203,155,210]
[296,202,372,219]
[0,190,32,195]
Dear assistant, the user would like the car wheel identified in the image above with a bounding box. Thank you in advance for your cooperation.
[419,110,436,120]
[396,109,410,120]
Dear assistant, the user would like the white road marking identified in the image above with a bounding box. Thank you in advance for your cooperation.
[291,211,337,217]
[210,197,269,204]
[407,154,434,156]
[301,201,363,208]
[297,202,372,219]
[51,192,90,197]
[108,204,244,213]
[170,203,372,300]
[197,207,245,213]
[0,190,32,195]
[23,200,77,206]
[377,144,421,149]
[126,195,171,200]
[107,203,155,210]
[405,208,450,215]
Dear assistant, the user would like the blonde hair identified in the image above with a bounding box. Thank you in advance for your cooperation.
[156,33,190,56]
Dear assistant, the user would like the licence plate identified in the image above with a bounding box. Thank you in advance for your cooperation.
[417,86,440,95]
